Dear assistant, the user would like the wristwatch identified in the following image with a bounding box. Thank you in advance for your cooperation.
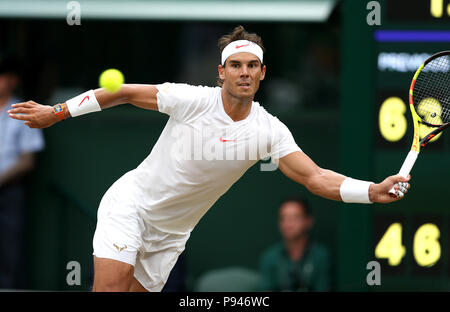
[53,104,66,121]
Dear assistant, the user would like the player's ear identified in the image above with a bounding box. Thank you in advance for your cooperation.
[218,64,225,80]
[260,64,266,81]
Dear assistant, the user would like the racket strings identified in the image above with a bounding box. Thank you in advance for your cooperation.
[414,54,450,125]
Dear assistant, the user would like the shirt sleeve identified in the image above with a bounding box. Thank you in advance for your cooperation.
[269,117,301,160]
[156,83,213,122]
[18,126,45,154]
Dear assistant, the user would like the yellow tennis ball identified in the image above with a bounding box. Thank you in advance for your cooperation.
[99,69,124,92]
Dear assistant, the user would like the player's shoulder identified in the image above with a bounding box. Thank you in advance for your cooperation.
[253,102,283,122]
[156,83,220,119]
[158,82,219,95]
[253,103,290,132]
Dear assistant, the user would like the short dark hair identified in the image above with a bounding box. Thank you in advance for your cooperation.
[279,196,312,217]
[217,25,265,86]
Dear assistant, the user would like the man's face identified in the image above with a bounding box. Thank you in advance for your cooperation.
[279,202,313,241]
[218,52,266,99]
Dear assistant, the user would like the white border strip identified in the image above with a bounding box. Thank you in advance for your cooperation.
[0,1,336,22]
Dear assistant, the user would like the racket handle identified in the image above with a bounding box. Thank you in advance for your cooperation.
[388,150,418,197]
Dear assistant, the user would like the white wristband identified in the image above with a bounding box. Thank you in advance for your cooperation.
[66,90,101,117]
[340,177,374,204]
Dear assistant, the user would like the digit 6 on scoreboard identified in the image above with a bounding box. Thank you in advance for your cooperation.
[375,222,442,268]
[379,97,408,143]
[413,223,441,267]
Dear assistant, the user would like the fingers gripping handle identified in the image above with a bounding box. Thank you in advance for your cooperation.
[389,150,418,197]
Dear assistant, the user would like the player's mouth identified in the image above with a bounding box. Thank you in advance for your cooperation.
[237,82,251,90]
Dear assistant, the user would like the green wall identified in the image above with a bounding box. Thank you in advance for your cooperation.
[337,0,375,291]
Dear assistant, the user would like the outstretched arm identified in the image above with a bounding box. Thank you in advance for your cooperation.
[278,151,410,204]
[94,84,159,111]
[8,84,159,128]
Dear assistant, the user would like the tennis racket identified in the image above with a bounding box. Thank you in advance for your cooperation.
[389,50,450,197]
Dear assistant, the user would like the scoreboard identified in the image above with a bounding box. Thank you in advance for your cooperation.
[386,0,450,21]
[373,1,450,290]
[375,1,450,290]
[339,0,450,291]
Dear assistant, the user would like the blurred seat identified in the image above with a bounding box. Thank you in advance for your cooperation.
[194,267,262,292]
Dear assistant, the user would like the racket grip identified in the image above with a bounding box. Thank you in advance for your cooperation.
[388,150,418,196]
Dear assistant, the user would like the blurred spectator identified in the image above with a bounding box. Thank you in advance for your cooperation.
[259,197,331,291]
[0,54,45,289]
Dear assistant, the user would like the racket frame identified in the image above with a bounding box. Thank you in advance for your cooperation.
[389,51,450,196]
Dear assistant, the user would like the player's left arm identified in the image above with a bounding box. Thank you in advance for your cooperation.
[278,151,410,204]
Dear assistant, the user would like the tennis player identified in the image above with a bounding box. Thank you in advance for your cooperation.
[8,26,410,292]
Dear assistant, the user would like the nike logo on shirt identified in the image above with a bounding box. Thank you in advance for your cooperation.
[219,136,235,142]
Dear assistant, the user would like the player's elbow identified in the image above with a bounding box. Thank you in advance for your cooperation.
[305,179,324,196]
[112,84,142,103]
[120,84,136,102]
[304,169,327,196]
[122,84,159,110]
[304,175,323,195]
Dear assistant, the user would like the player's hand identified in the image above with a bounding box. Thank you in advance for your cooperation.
[8,101,59,128]
[369,175,411,203]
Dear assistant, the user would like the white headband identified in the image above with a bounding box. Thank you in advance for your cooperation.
[221,40,263,65]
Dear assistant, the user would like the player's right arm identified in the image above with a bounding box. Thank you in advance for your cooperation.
[94,84,159,111]
[7,84,159,128]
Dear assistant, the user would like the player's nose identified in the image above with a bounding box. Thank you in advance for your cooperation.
[240,65,249,77]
